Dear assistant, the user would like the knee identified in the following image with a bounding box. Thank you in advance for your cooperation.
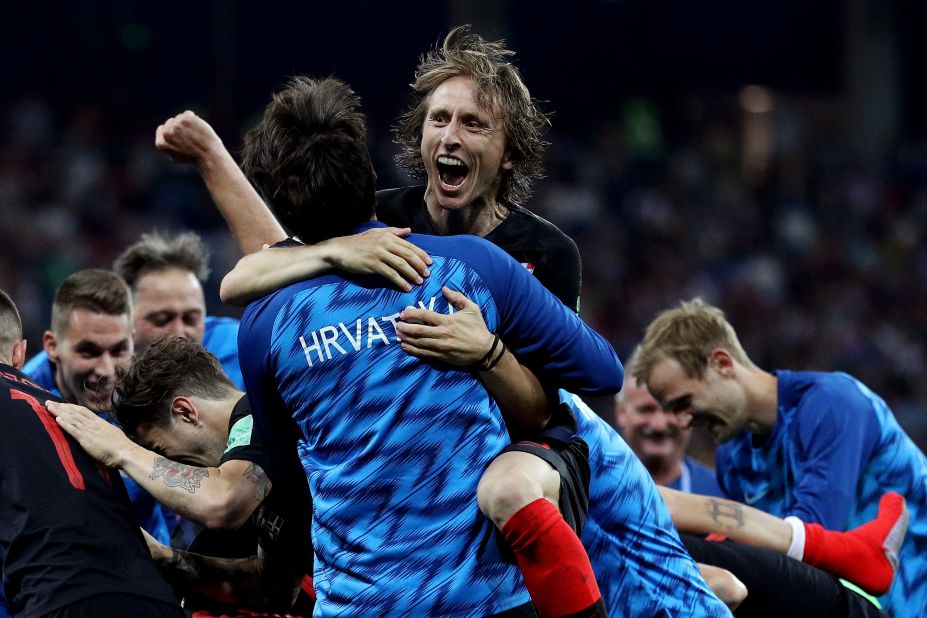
[700,564,748,611]
[477,465,550,529]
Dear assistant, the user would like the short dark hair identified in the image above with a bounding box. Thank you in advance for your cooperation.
[51,269,132,336]
[393,25,550,208]
[113,231,211,289]
[240,76,376,244]
[0,289,23,359]
[114,335,237,440]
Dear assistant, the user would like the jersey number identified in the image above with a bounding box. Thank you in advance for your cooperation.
[11,389,85,490]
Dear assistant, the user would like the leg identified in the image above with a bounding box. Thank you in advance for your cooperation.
[682,535,885,618]
[662,487,907,596]
[478,450,560,528]
[478,440,604,618]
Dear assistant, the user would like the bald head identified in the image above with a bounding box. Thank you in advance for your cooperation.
[0,289,26,368]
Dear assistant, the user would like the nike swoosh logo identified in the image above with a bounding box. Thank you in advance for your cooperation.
[743,488,770,504]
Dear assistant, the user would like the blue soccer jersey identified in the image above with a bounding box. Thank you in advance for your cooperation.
[202,315,243,388]
[716,370,927,616]
[566,394,732,616]
[239,222,622,616]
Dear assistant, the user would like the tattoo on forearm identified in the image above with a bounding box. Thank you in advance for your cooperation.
[243,462,271,501]
[706,498,745,531]
[149,456,209,493]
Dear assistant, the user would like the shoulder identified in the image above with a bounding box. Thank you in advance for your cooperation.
[22,352,56,391]
[786,371,876,422]
[495,206,579,252]
[375,186,426,226]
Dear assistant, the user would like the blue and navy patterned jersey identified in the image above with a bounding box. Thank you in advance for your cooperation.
[566,394,732,617]
[716,370,927,616]
[239,221,622,616]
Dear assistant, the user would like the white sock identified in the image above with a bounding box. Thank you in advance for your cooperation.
[784,516,806,561]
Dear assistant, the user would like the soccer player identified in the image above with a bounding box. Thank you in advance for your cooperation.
[21,269,171,545]
[0,288,183,618]
[46,335,312,616]
[401,305,904,618]
[633,298,927,616]
[24,269,133,413]
[162,28,731,615]
[236,75,640,616]
[614,368,722,496]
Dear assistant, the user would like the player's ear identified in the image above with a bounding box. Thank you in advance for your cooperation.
[501,149,514,171]
[43,330,58,363]
[11,338,26,369]
[708,348,735,376]
[171,396,200,426]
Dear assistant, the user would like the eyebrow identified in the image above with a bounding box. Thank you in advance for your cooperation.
[664,394,693,413]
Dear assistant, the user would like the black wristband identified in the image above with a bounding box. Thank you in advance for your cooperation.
[471,333,500,371]
[483,340,507,371]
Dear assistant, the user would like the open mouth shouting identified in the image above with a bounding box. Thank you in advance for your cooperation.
[436,155,469,192]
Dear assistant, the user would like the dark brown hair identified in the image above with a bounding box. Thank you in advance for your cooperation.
[241,76,376,244]
[115,335,236,439]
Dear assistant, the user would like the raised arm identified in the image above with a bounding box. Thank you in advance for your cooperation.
[220,227,433,306]
[47,401,268,529]
[155,110,287,254]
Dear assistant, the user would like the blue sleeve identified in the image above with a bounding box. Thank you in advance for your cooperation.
[788,386,879,527]
[460,237,622,395]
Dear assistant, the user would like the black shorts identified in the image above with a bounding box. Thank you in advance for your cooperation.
[497,405,591,536]
[44,593,185,618]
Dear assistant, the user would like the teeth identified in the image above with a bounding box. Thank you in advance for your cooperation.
[437,156,465,167]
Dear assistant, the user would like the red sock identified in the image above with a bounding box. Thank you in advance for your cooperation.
[802,492,908,595]
[501,498,604,617]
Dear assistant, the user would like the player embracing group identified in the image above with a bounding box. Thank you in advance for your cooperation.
[1,25,924,618]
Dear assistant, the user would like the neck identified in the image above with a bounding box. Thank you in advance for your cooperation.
[424,193,508,237]
[197,391,245,463]
[743,367,779,434]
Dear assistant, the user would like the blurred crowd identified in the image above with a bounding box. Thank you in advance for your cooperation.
[3,90,926,449]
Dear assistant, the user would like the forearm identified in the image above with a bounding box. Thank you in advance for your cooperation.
[119,448,248,529]
[477,348,552,433]
[220,244,334,306]
[660,486,791,554]
[196,144,287,254]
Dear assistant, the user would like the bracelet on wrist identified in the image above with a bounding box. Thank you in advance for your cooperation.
[483,340,507,371]
[470,333,500,371]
